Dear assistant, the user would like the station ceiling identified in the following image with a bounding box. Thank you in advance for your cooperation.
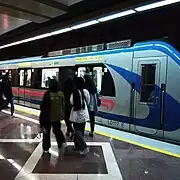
[0,0,180,59]
[0,0,153,44]
[0,0,82,35]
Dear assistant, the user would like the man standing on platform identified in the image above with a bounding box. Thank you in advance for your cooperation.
[62,70,75,137]
[1,72,14,116]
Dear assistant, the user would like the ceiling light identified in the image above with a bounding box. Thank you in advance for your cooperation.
[50,28,72,35]
[71,20,99,29]
[135,0,180,12]
[0,28,72,50]
[98,9,136,22]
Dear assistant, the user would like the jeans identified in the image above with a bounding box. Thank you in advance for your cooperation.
[73,122,87,151]
[9,97,14,116]
[42,121,66,151]
[89,111,95,133]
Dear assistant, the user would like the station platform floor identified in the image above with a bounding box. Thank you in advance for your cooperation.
[0,105,180,180]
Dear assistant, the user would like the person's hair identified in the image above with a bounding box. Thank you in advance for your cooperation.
[49,79,58,93]
[84,75,97,95]
[3,72,9,81]
[73,77,85,111]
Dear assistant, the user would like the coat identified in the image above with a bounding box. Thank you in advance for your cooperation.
[69,89,90,123]
[39,91,65,127]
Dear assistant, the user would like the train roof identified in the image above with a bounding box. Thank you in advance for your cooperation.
[0,41,180,66]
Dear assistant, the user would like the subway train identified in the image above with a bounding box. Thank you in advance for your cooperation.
[0,41,180,144]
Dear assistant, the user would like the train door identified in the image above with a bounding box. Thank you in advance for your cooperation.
[133,57,167,134]
[18,68,32,107]
[18,69,25,106]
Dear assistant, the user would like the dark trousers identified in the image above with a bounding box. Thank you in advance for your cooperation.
[9,97,14,115]
[0,97,14,115]
[43,121,66,151]
[89,111,95,133]
[73,122,87,151]
[65,106,74,133]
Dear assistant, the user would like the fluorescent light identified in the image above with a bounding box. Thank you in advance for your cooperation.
[0,28,72,50]
[71,20,99,29]
[135,0,180,12]
[50,28,72,35]
[98,9,136,22]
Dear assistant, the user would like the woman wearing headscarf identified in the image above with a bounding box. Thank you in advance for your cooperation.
[69,77,90,155]
[84,75,100,137]
[39,79,66,155]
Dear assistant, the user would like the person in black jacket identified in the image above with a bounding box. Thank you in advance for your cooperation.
[39,79,66,155]
[84,75,101,137]
[0,74,4,110]
[1,72,14,116]
[62,77,74,137]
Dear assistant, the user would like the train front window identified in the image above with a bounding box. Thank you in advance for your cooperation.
[41,68,59,88]
[100,66,115,97]
[25,69,32,87]
[19,70,24,86]
[93,67,102,93]
[140,64,156,102]
[77,67,86,77]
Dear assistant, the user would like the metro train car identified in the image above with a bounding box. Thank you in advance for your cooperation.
[0,41,180,144]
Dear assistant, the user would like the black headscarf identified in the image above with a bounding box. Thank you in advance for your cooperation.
[73,77,85,111]
[49,79,58,93]
[84,75,97,95]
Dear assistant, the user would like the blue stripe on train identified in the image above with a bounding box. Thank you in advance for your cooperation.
[14,96,41,105]
[104,64,180,131]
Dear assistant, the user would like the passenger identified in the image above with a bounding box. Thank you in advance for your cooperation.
[45,77,51,88]
[39,79,66,155]
[0,75,3,110]
[69,77,90,155]
[1,72,14,116]
[84,75,100,137]
[62,76,74,137]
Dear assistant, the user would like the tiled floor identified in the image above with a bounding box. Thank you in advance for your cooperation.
[0,109,180,180]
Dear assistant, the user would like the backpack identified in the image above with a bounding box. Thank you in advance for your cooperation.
[50,92,65,122]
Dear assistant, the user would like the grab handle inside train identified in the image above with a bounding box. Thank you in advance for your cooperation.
[130,82,135,121]
[160,83,166,129]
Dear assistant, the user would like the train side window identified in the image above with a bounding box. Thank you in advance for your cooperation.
[31,69,42,89]
[100,67,115,97]
[19,70,25,86]
[41,68,59,88]
[140,64,156,102]
[77,67,86,77]
[25,69,32,87]
[93,67,102,93]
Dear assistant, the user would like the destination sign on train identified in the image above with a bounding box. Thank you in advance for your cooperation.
[76,56,104,62]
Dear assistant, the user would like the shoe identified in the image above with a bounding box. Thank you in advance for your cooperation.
[43,150,49,154]
[73,147,80,153]
[80,147,89,156]
[70,133,75,140]
[89,132,94,137]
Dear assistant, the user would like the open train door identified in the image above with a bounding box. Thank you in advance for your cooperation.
[18,69,26,106]
[132,56,167,136]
